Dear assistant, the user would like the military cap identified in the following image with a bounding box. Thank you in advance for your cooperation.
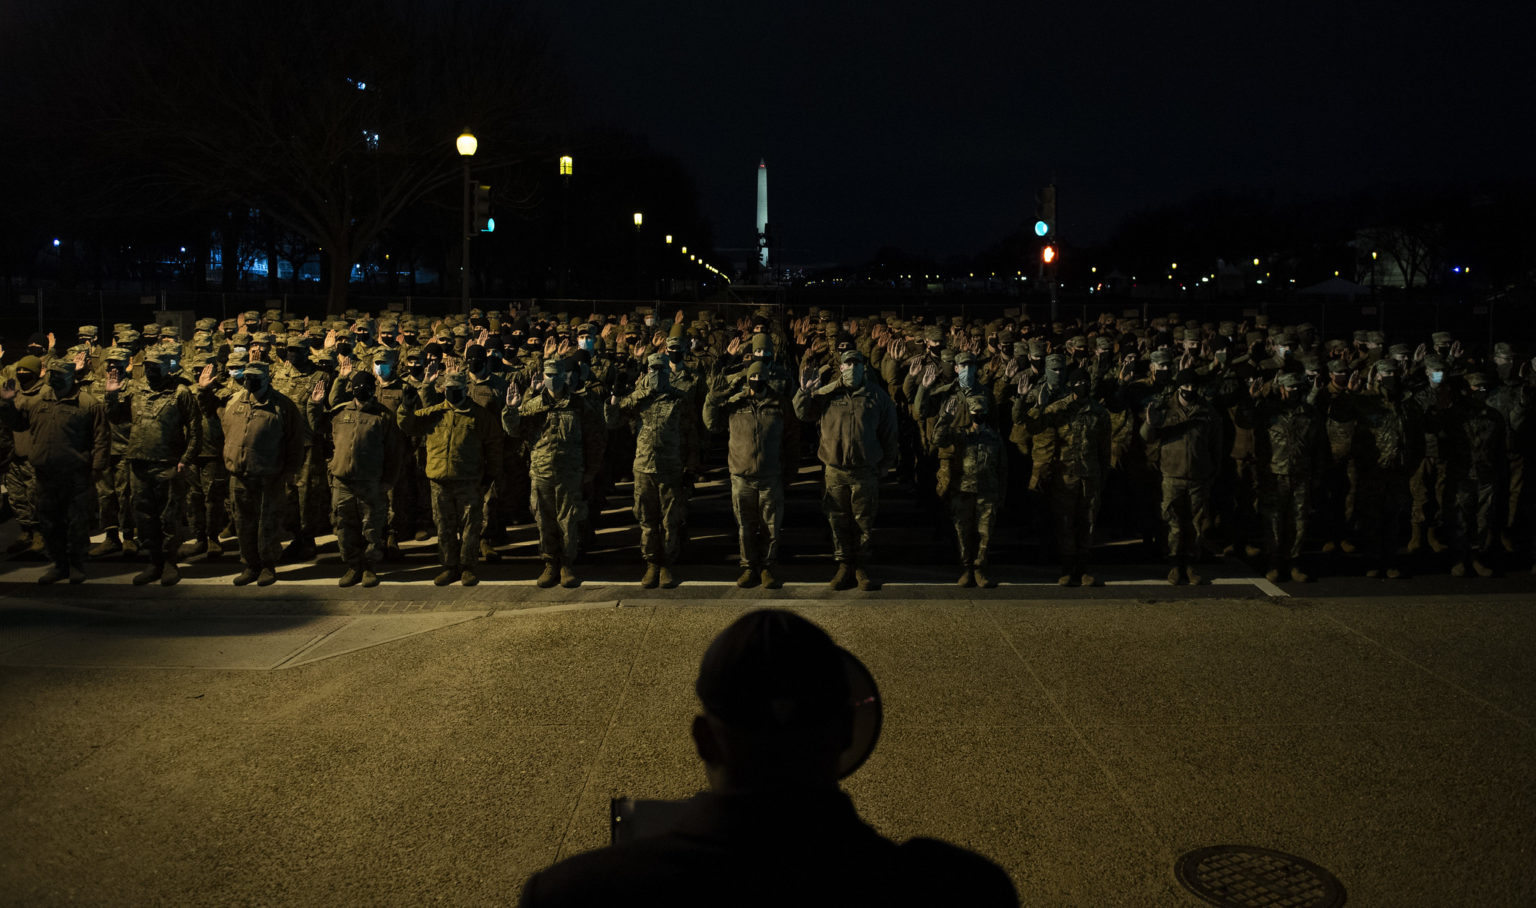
[1366,331,1385,346]
[1388,343,1412,357]
[1422,354,1448,372]
[1431,331,1453,346]
[1027,339,1047,357]
[1245,331,1265,345]
[576,322,597,336]
[922,326,943,344]
[230,332,253,348]
[1326,359,1347,374]
[966,396,989,417]
[77,325,99,339]
[47,358,77,375]
[1274,371,1302,388]
[117,329,141,347]
[1149,350,1174,366]
[141,323,162,337]
[242,310,261,324]
[1217,321,1236,336]
[102,346,130,362]
[1465,372,1489,388]
[1182,327,1201,343]
[1325,338,1348,352]
[1095,336,1114,352]
[745,360,766,379]
[954,352,977,366]
[1373,359,1399,376]
[195,318,218,332]
[240,360,269,378]
[1066,335,1087,351]
[646,352,670,369]
[840,349,866,365]
[1493,342,1514,358]
[113,322,132,335]
[66,343,90,356]
[252,332,277,346]
[1300,354,1322,372]
[666,334,687,350]
[1253,314,1270,328]
[939,349,956,365]
[451,324,469,337]
[311,349,338,368]
[967,325,983,338]
[1044,353,1066,370]
[1352,330,1368,344]
[442,370,468,390]
[816,309,834,321]
[144,348,175,365]
[373,347,399,366]
[378,319,399,334]
[1276,331,1299,346]
[263,308,283,322]
[542,358,566,376]
[15,355,42,374]
[468,307,485,320]
[161,325,181,340]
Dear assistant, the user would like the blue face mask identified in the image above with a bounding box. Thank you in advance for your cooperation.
[1430,371,1444,386]
[374,363,393,380]
[579,337,596,353]
[957,366,976,389]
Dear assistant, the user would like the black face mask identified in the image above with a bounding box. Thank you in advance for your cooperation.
[144,365,166,388]
[747,379,764,396]
[466,352,488,374]
[446,388,467,406]
[353,384,374,403]
[244,375,267,396]
[668,350,684,364]
[406,363,424,380]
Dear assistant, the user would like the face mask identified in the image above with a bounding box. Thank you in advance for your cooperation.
[228,366,245,382]
[466,353,488,374]
[374,363,393,380]
[841,363,865,387]
[579,337,596,353]
[957,366,976,389]
[1276,347,1291,359]
[354,332,371,346]
[547,375,568,396]
[1044,369,1062,387]
[353,383,374,403]
[47,373,74,396]
[406,363,424,380]
[244,375,267,396]
[747,379,764,396]
[668,350,684,365]
[144,364,166,388]
[1179,386,1196,401]
[1380,378,1401,397]
[643,317,654,328]
[1430,371,1444,386]
[446,388,466,406]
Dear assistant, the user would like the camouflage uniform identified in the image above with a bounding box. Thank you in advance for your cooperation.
[1143,372,1220,582]
[401,372,502,585]
[702,360,786,586]
[609,353,691,584]
[1254,375,1324,582]
[934,395,1009,587]
[1,357,45,556]
[1029,376,1111,585]
[272,347,328,558]
[316,372,406,584]
[217,362,306,585]
[1348,361,1419,577]
[1442,374,1507,575]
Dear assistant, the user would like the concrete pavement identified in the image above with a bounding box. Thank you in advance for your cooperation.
[3,588,1534,906]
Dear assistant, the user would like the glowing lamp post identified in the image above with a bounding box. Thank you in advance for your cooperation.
[456,131,477,313]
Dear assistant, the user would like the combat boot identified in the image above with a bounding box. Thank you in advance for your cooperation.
[233,567,260,586]
[641,564,660,588]
[1264,566,1284,583]
[434,565,459,586]
[1057,567,1075,587]
[737,568,758,588]
[972,567,994,589]
[1449,560,1467,577]
[178,537,207,559]
[160,562,180,586]
[281,536,316,563]
[1404,524,1425,553]
[1168,565,1186,585]
[132,559,164,586]
[479,539,501,563]
[205,536,223,558]
[659,566,676,589]
[760,567,781,589]
[1078,561,1099,587]
[959,568,977,588]
[414,529,431,542]
[38,564,67,584]
[256,566,277,586]
[559,565,579,588]
[121,535,139,556]
[89,528,122,558]
[1500,531,1516,553]
[1289,566,1310,583]
[68,561,86,584]
[5,530,36,555]
[338,566,361,587]
[460,568,478,587]
[537,561,559,588]
[1186,564,1205,585]
[854,568,874,591]
[829,564,853,590]
[1427,527,1449,553]
[1472,558,1495,578]
[360,568,379,587]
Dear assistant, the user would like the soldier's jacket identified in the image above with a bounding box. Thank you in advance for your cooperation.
[915,382,993,495]
[274,362,325,444]
[314,398,406,483]
[1347,391,1422,472]
[1116,377,1168,469]
[401,399,502,483]
[329,372,412,418]
[1440,396,1507,475]
[503,390,607,482]
[1030,396,1111,483]
[4,381,45,460]
[467,370,508,417]
[0,385,110,474]
[1410,385,1452,461]
[1254,397,1323,478]
[701,384,785,482]
[792,380,899,474]
[218,388,305,479]
[1144,392,1220,480]
[105,380,201,464]
[609,379,691,476]
[932,418,1007,497]
[1319,385,1356,464]
[192,380,236,458]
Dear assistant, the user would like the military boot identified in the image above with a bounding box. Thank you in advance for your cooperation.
[338,566,361,587]
[1404,524,1425,553]
[360,568,379,588]
[1078,560,1099,588]
[160,561,180,586]
[537,561,559,588]
[205,536,224,558]
[1426,527,1449,553]
[737,568,758,588]
[760,567,781,589]
[233,567,260,586]
[132,559,164,586]
[1500,530,1516,553]
[829,564,853,590]
[434,565,459,586]
[854,568,874,591]
[559,565,579,588]
[89,528,123,558]
[256,566,277,586]
[1186,564,1205,585]
[5,530,36,555]
[959,568,977,588]
[38,564,67,584]
[659,566,676,589]
[479,539,501,563]
[121,535,139,556]
[1057,567,1074,586]
[1472,558,1495,578]
[641,564,660,588]
[179,537,207,559]
[460,568,479,587]
[1288,564,1310,583]
[972,566,993,589]
[69,561,87,584]
[1168,565,1186,585]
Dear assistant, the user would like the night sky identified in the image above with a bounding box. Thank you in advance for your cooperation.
[539,1,1529,268]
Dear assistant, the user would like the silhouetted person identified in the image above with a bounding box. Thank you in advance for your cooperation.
[518,609,1018,907]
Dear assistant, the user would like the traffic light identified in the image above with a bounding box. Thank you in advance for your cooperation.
[1035,184,1056,237]
[1042,244,1057,265]
[473,184,493,232]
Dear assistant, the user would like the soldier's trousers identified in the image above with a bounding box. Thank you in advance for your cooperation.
[1448,470,1500,558]
[129,460,183,558]
[231,474,286,570]
[1260,472,1309,564]
[332,476,387,567]
[1161,475,1211,561]
[1354,466,1408,568]
[1410,458,1447,528]
[730,474,783,569]
[287,447,328,538]
[1046,474,1098,563]
[634,470,686,566]
[949,490,998,568]
[823,465,879,565]
[184,456,229,541]
[37,467,93,568]
[532,472,582,565]
[430,479,483,568]
[7,456,37,534]
[96,454,133,537]
[1507,454,1524,533]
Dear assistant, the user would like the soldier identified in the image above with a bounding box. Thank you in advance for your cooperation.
[793,350,899,591]
[502,359,602,589]
[1442,372,1507,577]
[401,370,501,587]
[703,359,787,589]
[102,348,201,585]
[1144,369,1220,584]
[0,355,45,557]
[1349,360,1419,578]
[86,346,138,558]
[273,336,327,562]
[313,371,405,587]
[1029,368,1111,586]
[1253,372,1323,583]
[181,352,232,559]
[0,360,110,583]
[1407,355,1453,553]
[208,360,305,587]
[608,352,692,588]
[335,347,416,558]
[934,394,1007,588]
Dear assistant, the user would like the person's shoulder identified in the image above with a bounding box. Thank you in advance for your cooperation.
[895,837,1019,905]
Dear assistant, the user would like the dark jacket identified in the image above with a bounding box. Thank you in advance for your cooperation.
[0,386,109,474]
[315,398,406,483]
[106,381,201,464]
[792,381,900,474]
[518,789,1017,908]
[219,388,305,479]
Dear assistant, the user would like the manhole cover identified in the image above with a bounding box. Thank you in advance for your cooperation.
[1175,845,1345,908]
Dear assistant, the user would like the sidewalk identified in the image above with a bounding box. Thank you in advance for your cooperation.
[2,593,1533,905]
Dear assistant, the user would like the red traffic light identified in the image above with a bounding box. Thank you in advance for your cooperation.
[1042,245,1057,264]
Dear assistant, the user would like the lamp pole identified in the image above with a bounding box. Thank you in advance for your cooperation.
[456,130,477,314]
[632,211,644,299]
[559,156,573,298]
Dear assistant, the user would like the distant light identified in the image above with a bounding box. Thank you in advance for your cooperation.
[1452,266,1462,273]
[1371,251,1378,260]
[665,235,673,244]
[456,131,477,157]
[180,246,186,253]
[680,246,688,255]
[1252,258,1260,266]
[1171,262,1178,270]
[1256,280,1263,285]
[356,81,367,90]
[1090,266,1097,273]
[484,218,495,233]
[1334,270,1340,277]
[559,155,573,176]
[1034,220,1049,237]
[52,238,60,247]
[633,212,643,228]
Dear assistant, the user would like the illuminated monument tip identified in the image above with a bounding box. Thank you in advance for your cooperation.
[757,159,769,269]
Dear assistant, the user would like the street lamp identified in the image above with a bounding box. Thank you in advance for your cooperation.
[633,212,644,229]
[457,130,477,313]
[558,155,573,297]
